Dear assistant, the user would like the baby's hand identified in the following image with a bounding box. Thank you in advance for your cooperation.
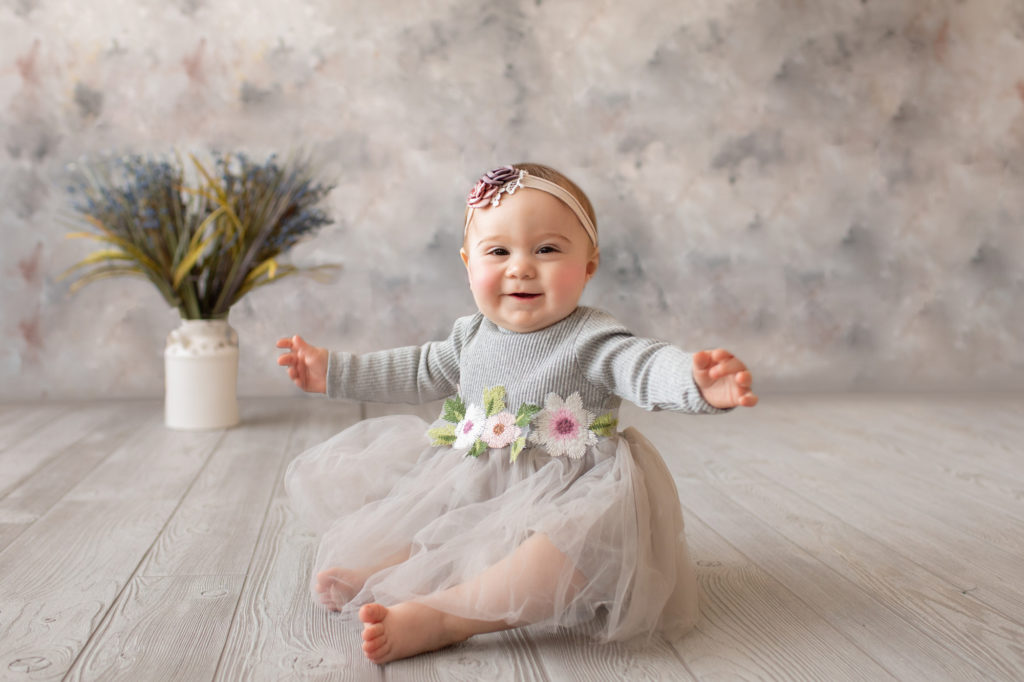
[692,349,758,409]
[276,335,329,394]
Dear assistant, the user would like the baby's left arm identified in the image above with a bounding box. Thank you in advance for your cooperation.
[691,349,758,409]
[575,309,756,414]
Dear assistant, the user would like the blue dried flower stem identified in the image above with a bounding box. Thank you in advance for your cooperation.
[217,162,288,311]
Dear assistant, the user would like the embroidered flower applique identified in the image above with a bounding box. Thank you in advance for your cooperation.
[428,386,617,462]
[453,404,486,450]
[428,386,536,459]
[482,412,520,449]
[528,393,595,459]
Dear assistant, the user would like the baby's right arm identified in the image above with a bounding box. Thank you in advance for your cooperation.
[276,335,329,394]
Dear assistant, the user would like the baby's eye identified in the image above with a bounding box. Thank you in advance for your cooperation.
[486,247,510,256]
[536,245,560,254]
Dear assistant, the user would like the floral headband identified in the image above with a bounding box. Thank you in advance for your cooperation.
[464,166,598,246]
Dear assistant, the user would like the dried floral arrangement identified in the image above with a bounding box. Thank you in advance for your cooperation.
[63,152,337,319]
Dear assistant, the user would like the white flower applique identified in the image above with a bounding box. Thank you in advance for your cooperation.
[453,404,486,450]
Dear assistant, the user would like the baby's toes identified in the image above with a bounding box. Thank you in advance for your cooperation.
[315,570,336,592]
[363,638,391,663]
[359,602,388,625]
[318,593,340,611]
[362,621,386,643]
[326,584,348,607]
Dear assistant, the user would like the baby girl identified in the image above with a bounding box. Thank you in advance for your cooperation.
[277,163,756,663]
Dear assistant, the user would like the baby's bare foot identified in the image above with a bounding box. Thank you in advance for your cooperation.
[315,548,413,611]
[359,602,469,664]
[315,568,366,611]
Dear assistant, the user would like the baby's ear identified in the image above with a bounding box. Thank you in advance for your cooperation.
[460,248,470,268]
[586,248,600,279]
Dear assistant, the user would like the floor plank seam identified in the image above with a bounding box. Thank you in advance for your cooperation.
[712,468,1005,679]
[211,407,302,681]
[663,633,699,681]
[961,590,1024,630]
[0,408,60,456]
[680,499,904,680]
[504,627,551,681]
[749,452,1018,606]
[793,417,1024,526]
[0,424,135,556]
[0,411,108,502]
[62,427,230,678]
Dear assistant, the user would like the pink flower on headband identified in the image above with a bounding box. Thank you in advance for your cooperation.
[467,165,520,208]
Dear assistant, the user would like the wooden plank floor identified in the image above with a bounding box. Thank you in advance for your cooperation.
[1,394,1022,681]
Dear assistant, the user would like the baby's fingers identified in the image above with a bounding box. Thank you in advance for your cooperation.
[710,348,734,363]
[735,370,758,407]
[276,337,293,349]
[709,357,746,380]
[738,393,759,407]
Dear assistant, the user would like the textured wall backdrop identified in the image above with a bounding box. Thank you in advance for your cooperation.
[2,0,1023,400]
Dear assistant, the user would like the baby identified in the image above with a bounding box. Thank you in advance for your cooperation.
[277,163,756,664]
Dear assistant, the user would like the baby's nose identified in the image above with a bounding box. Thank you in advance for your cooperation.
[506,256,536,278]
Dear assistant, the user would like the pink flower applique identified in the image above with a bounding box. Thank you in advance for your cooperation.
[481,411,521,449]
[528,392,597,459]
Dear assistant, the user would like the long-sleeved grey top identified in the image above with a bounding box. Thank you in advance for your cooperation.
[326,306,727,423]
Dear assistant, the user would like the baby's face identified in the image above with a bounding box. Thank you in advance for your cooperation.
[461,189,598,333]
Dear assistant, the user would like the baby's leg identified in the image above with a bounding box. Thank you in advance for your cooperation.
[316,545,412,611]
[360,533,585,663]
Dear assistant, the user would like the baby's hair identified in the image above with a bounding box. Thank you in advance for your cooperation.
[512,163,597,234]
[463,162,598,243]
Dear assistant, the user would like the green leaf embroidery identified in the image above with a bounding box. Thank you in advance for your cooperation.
[442,395,466,423]
[510,437,526,463]
[515,402,541,427]
[482,385,506,417]
[428,423,457,446]
[589,413,618,437]
[468,439,488,458]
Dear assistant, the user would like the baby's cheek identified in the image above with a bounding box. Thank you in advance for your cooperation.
[552,264,590,293]
[470,268,502,293]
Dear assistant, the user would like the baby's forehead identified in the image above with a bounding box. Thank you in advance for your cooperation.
[465,212,584,244]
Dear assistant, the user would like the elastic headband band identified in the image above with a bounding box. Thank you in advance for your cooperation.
[464,166,598,247]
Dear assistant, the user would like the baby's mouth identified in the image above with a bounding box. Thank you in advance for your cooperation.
[509,292,541,300]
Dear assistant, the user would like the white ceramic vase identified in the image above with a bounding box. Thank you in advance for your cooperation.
[164,318,239,430]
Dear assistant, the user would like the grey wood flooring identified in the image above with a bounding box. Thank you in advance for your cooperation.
[0,394,1022,681]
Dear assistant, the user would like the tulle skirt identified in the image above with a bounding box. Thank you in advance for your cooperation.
[284,414,699,642]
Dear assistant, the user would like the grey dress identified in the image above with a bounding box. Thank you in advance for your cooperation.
[285,306,727,641]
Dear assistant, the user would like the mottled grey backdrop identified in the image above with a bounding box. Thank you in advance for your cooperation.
[3,0,1022,400]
